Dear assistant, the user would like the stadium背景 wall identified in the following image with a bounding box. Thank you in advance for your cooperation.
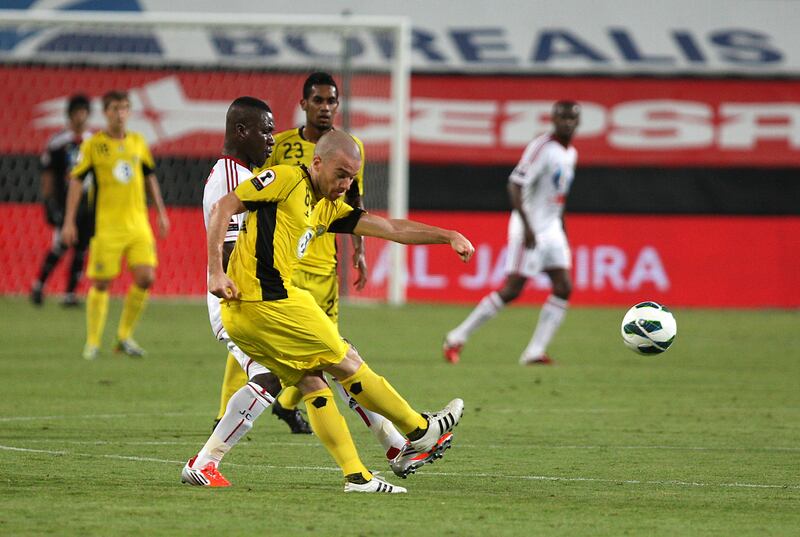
[1,2,798,307]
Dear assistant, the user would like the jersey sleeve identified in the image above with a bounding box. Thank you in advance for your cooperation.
[139,135,156,176]
[70,137,93,180]
[234,165,294,208]
[322,199,365,234]
[509,139,550,187]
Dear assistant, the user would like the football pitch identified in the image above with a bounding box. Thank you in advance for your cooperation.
[1,297,798,536]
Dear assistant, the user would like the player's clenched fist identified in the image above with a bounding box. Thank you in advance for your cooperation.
[209,272,239,300]
[450,232,475,263]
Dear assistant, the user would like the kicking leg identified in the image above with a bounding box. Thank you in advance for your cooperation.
[330,347,464,477]
[297,373,406,494]
[330,377,405,460]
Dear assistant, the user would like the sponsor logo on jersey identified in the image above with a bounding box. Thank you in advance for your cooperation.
[112,160,134,184]
[296,228,314,259]
[250,169,275,191]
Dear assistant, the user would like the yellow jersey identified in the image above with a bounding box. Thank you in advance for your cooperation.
[71,130,155,236]
[258,127,365,275]
[229,164,363,302]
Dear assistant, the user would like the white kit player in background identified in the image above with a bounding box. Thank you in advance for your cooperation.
[183,97,280,487]
[443,101,581,366]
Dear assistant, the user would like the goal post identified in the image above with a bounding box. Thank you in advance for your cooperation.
[0,9,410,304]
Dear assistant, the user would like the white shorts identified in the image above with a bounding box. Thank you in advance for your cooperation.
[210,293,271,379]
[225,339,271,379]
[207,292,226,340]
[505,222,571,278]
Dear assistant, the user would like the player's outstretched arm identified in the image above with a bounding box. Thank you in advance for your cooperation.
[353,213,475,263]
[207,191,246,299]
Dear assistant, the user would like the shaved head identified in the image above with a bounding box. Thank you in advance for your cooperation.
[314,130,360,160]
[309,130,361,202]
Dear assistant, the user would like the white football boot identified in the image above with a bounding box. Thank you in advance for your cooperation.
[411,398,464,453]
[344,473,407,494]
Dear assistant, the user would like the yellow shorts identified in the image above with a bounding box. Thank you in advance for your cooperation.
[87,228,157,280]
[291,269,339,323]
[221,286,348,387]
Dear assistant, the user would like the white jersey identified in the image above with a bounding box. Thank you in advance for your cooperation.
[508,133,578,236]
[203,156,252,340]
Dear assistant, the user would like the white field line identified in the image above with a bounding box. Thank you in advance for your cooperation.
[8,438,800,453]
[1,443,798,491]
[0,412,208,422]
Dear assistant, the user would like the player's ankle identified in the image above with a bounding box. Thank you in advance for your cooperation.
[405,421,428,442]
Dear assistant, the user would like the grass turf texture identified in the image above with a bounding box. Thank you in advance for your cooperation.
[1,297,798,536]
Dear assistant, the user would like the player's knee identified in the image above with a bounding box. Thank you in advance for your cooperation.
[553,280,572,300]
[92,279,111,291]
[296,373,328,395]
[499,282,523,302]
[251,372,282,398]
[134,273,155,289]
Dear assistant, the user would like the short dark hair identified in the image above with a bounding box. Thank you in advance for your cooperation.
[102,90,129,110]
[553,100,580,115]
[302,72,338,100]
[67,94,90,115]
[230,96,272,114]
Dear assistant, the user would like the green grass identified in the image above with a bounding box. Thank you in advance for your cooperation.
[1,296,798,536]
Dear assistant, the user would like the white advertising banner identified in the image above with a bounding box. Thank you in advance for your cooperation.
[1,0,799,75]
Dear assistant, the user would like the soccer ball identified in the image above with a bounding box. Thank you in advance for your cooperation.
[620,301,677,355]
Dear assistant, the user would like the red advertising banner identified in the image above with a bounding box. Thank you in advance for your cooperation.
[2,204,797,307]
[1,66,799,166]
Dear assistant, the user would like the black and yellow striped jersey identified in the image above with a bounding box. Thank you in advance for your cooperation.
[229,164,363,302]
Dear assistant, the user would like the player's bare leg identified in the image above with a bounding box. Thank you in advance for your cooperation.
[444,274,526,363]
[519,268,571,365]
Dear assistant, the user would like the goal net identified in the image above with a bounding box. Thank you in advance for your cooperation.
[0,10,410,304]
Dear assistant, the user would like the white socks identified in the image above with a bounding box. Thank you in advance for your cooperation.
[194,382,273,469]
[521,295,568,360]
[447,291,505,344]
[331,379,406,460]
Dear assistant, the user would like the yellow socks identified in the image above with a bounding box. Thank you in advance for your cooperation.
[276,385,303,410]
[117,284,149,341]
[86,287,109,347]
[340,363,427,435]
[216,352,248,421]
[302,388,370,480]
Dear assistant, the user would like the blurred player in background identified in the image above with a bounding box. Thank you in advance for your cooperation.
[212,73,409,471]
[184,129,470,492]
[30,94,92,307]
[61,90,170,360]
[202,96,308,435]
[443,101,580,366]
